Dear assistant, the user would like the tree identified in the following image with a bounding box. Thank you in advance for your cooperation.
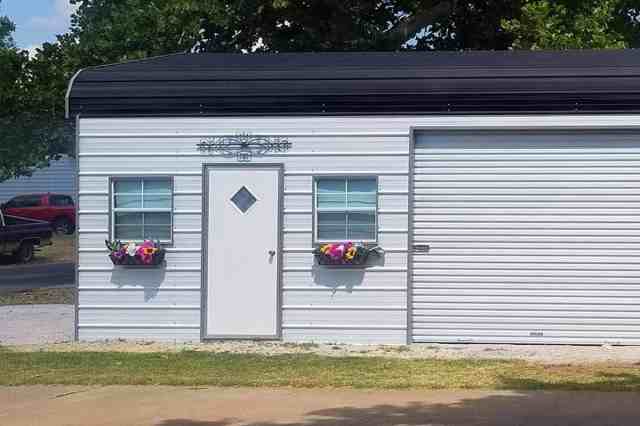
[5,0,640,180]
[0,16,14,49]
[200,0,411,52]
[502,0,638,49]
[62,1,523,54]
[397,0,522,50]
[64,0,412,57]
[0,3,69,181]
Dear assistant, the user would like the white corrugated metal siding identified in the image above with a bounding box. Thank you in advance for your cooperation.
[77,116,411,343]
[0,156,75,202]
[411,131,640,345]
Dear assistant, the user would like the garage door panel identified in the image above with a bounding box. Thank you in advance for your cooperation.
[414,312,640,326]
[412,328,640,340]
[415,187,640,195]
[414,223,640,230]
[415,310,640,320]
[413,269,640,278]
[414,160,640,167]
[416,239,640,248]
[412,322,640,332]
[414,153,640,160]
[415,201,640,209]
[412,276,640,285]
[414,206,640,214]
[414,171,637,182]
[414,302,640,312]
[417,215,640,224]
[413,329,640,339]
[414,195,640,202]
[414,181,640,189]
[414,248,640,256]
[413,255,640,263]
[412,131,640,344]
[412,288,640,297]
[412,294,639,304]
[415,235,640,243]
[414,263,640,272]
[412,335,640,344]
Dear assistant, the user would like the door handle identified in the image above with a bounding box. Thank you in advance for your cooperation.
[414,244,430,253]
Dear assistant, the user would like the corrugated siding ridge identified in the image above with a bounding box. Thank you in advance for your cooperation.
[78,115,410,344]
[411,130,640,345]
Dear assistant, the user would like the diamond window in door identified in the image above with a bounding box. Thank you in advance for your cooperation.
[230,186,257,213]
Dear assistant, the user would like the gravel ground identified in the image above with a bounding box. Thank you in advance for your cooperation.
[3,304,640,365]
[5,339,640,365]
[0,304,73,345]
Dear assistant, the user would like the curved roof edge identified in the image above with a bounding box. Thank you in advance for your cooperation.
[65,68,85,119]
[67,50,640,117]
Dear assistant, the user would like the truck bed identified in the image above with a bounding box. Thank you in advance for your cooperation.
[0,211,53,257]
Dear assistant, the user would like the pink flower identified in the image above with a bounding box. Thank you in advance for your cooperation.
[328,244,345,260]
[136,240,156,265]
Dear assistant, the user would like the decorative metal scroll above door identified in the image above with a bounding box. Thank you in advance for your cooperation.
[197,133,291,162]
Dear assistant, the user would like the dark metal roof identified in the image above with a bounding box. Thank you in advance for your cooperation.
[66,50,640,117]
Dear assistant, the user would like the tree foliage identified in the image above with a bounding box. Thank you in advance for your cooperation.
[0,11,14,49]
[62,1,524,54]
[0,3,69,181]
[3,0,640,180]
[502,0,638,49]
[399,0,521,50]
[64,0,410,58]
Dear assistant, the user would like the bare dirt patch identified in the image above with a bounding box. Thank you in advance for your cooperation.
[0,287,73,305]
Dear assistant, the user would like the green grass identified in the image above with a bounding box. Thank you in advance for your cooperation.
[35,233,75,264]
[0,233,75,268]
[2,351,640,390]
[0,287,74,305]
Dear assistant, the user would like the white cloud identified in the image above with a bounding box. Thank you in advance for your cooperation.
[27,0,78,35]
[25,44,41,58]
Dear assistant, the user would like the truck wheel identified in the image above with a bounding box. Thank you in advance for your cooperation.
[53,217,74,235]
[15,242,35,263]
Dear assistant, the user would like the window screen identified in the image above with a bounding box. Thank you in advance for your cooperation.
[315,177,377,242]
[111,178,172,242]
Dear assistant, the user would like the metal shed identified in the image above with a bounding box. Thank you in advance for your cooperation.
[0,156,75,203]
[68,50,640,344]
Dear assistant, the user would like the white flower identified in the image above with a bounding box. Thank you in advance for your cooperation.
[127,242,137,257]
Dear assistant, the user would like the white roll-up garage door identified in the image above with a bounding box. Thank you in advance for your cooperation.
[411,131,640,344]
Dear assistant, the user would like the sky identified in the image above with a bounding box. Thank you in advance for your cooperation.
[1,0,77,53]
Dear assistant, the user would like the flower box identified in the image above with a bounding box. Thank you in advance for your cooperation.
[313,242,383,267]
[105,240,165,267]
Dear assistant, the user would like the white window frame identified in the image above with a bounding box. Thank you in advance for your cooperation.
[109,177,174,244]
[313,176,378,244]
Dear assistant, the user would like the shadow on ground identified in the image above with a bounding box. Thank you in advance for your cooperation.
[498,370,640,391]
[158,388,640,426]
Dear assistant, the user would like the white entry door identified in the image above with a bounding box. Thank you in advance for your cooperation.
[204,164,281,339]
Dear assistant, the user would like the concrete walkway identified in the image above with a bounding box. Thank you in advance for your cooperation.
[0,304,73,345]
[2,386,640,426]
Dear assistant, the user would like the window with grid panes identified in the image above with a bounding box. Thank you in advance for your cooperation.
[314,177,377,242]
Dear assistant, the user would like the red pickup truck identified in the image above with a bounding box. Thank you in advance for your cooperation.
[0,193,75,234]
